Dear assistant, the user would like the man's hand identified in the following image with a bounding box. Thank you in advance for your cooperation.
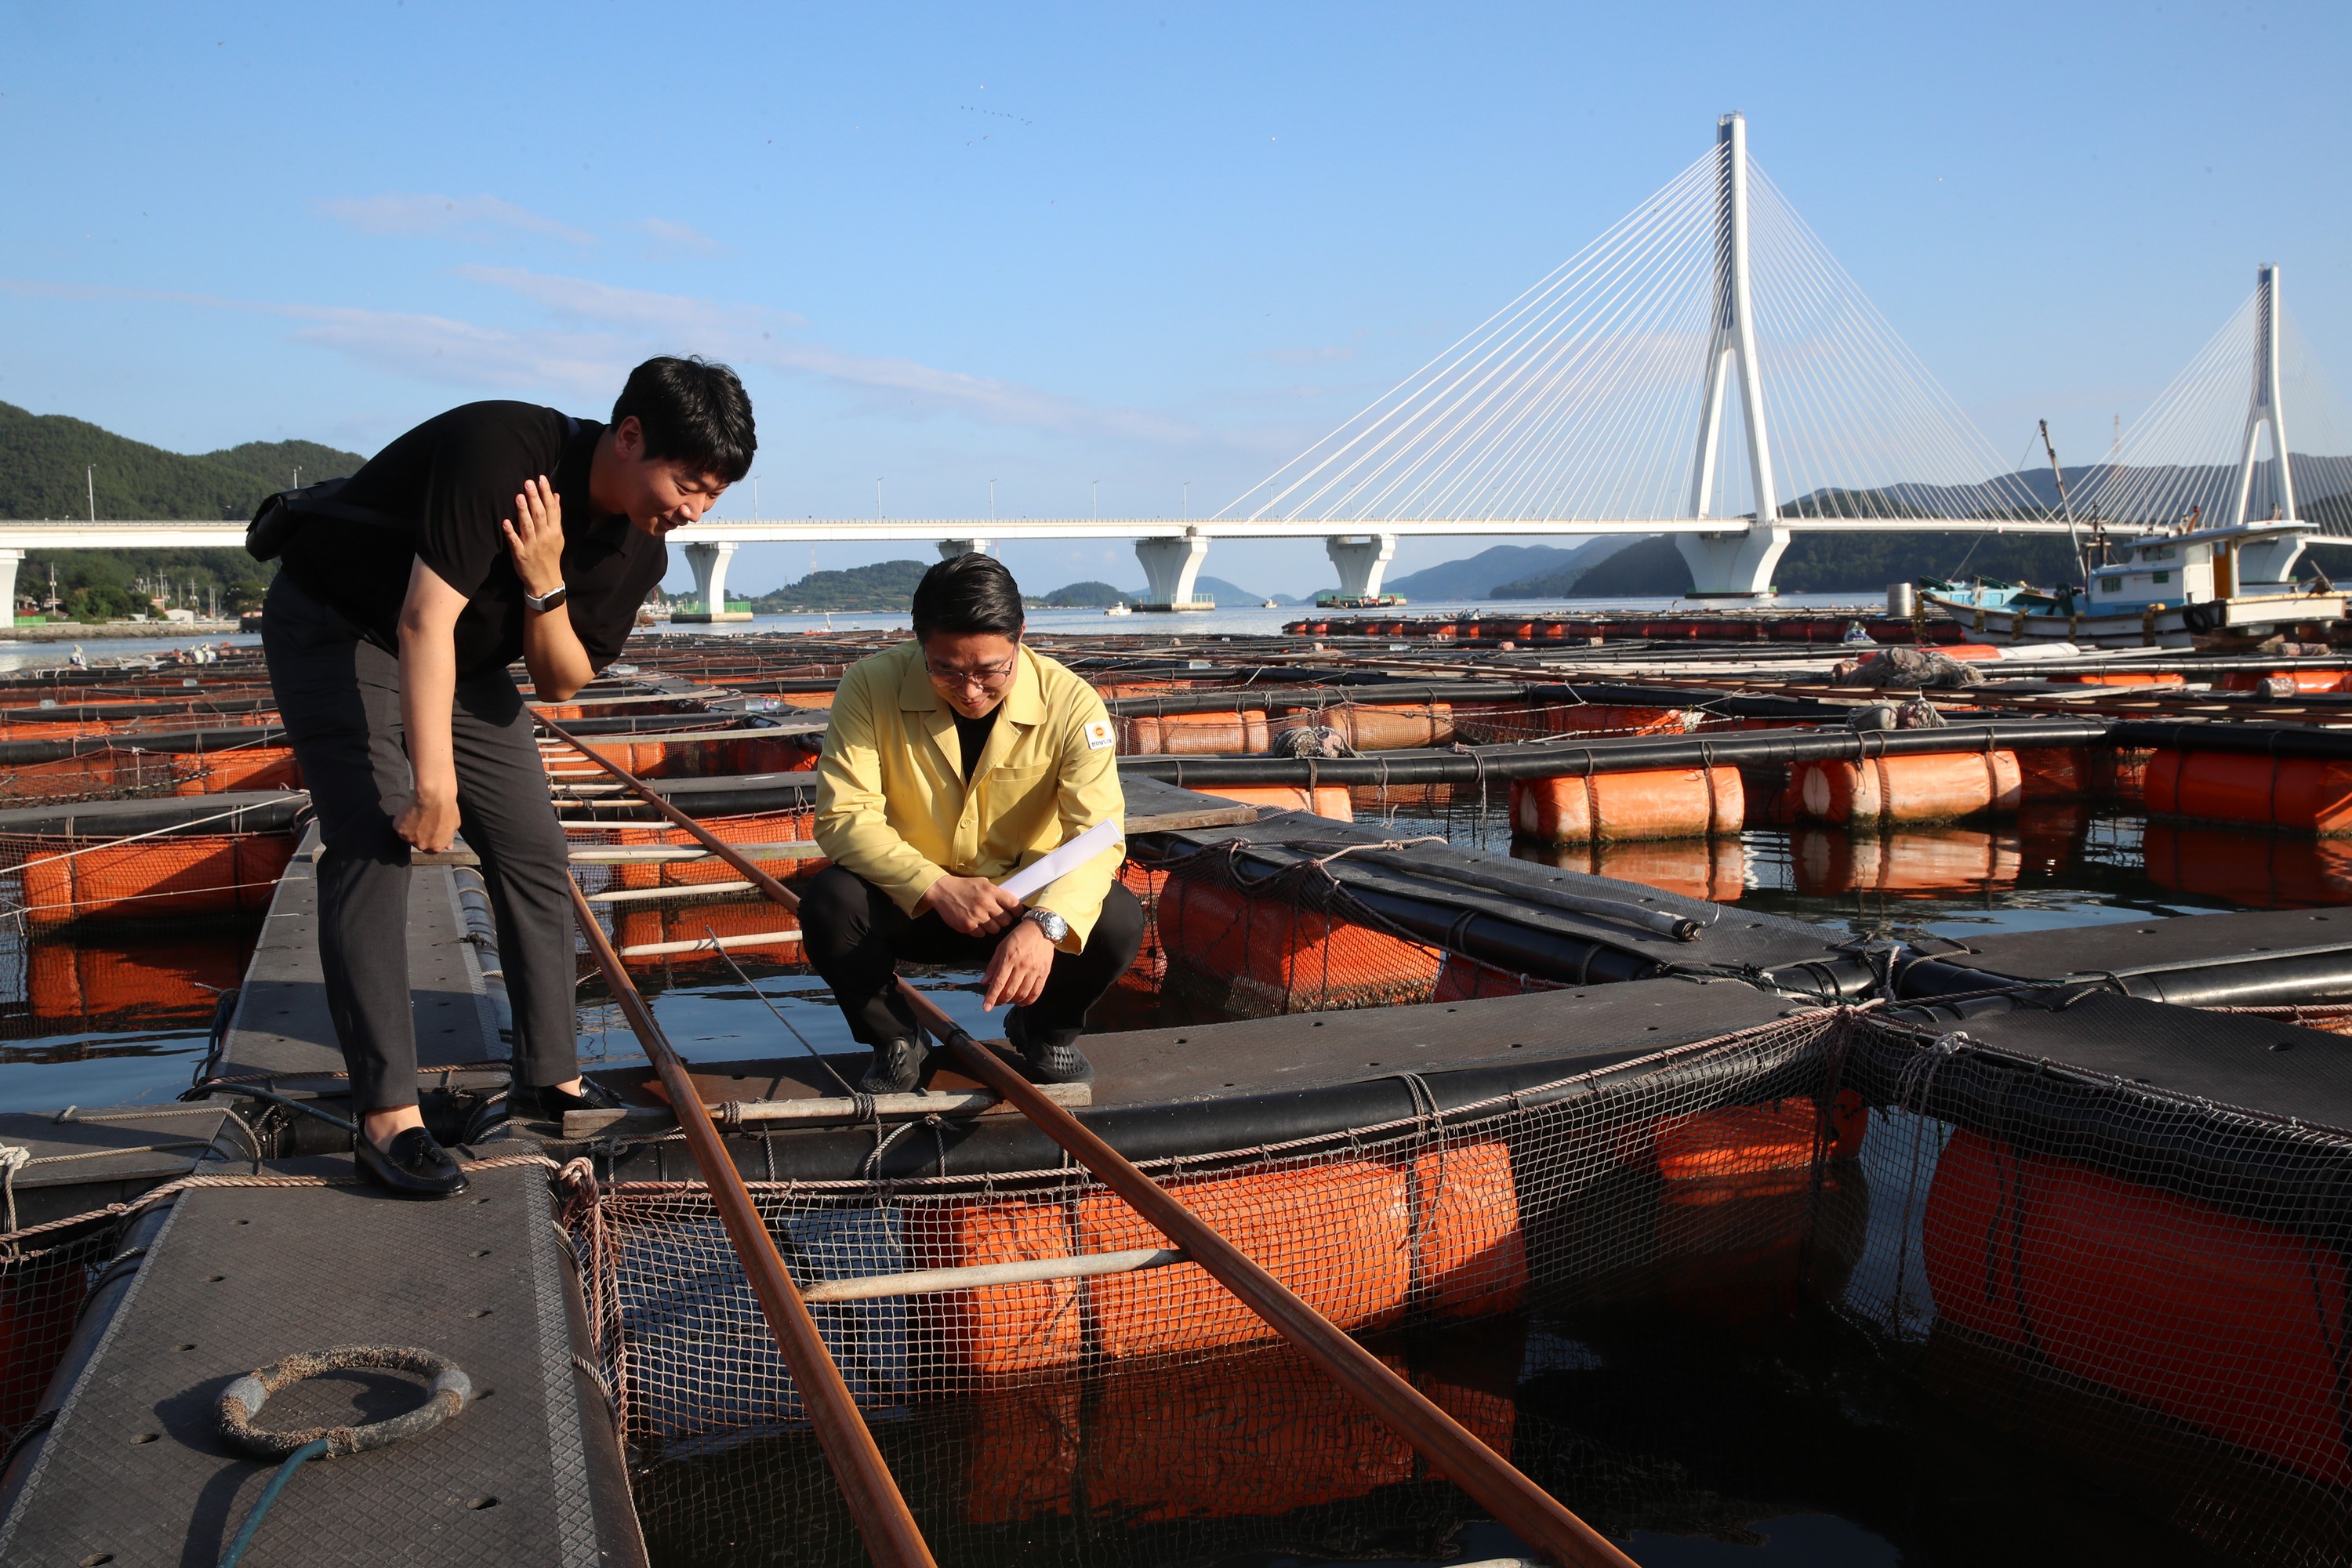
[920,874,1025,936]
[394,779,462,853]
[501,475,565,597]
[982,918,1054,1010]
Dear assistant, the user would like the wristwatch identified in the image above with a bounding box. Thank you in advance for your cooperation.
[524,583,570,614]
[1022,907,1071,944]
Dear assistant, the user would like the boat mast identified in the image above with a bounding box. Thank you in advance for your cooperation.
[2039,419,2089,585]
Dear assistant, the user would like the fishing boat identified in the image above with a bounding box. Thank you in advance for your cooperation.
[1923,517,2345,648]
[1102,601,1132,616]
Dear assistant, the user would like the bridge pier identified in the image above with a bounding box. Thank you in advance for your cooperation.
[674,539,752,622]
[1676,525,1788,598]
[1134,531,1213,611]
[1323,534,1399,604]
[937,538,992,560]
[0,550,20,622]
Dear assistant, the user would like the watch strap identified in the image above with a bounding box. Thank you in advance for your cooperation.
[525,584,570,613]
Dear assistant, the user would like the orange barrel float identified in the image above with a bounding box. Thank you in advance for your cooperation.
[1274,702,1452,750]
[2141,823,2352,909]
[612,896,803,967]
[1789,750,2022,827]
[906,1139,1523,1377]
[1152,872,1441,1014]
[11,830,295,927]
[1792,828,2020,898]
[170,746,303,794]
[2220,669,2350,694]
[2144,749,2352,833]
[1189,783,1353,822]
[1120,710,1270,755]
[604,808,819,891]
[1508,765,1743,844]
[2016,747,2090,801]
[1543,704,1698,738]
[1924,1129,2352,1488]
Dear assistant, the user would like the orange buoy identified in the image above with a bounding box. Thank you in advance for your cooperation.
[2220,670,2349,694]
[27,935,246,1018]
[170,746,303,795]
[1508,766,1743,844]
[608,808,818,891]
[2016,747,2090,801]
[903,1199,1083,1377]
[1924,1130,2351,1488]
[1790,750,2022,827]
[1121,710,1270,755]
[2144,749,2352,833]
[1154,873,1440,1014]
[1275,703,1454,750]
[14,832,295,927]
[1192,783,1353,822]
[612,897,802,965]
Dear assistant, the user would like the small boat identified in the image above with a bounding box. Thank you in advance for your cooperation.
[1103,603,1132,617]
[1925,519,2344,648]
[1262,599,1280,609]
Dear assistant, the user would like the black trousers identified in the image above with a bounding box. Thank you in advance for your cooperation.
[799,865,1145,1049]
[261,572,579,1113]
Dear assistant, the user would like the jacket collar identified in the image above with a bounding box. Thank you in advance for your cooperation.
[895,641,1045,785]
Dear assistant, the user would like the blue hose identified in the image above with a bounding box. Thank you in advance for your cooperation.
[216,1437,330,1568]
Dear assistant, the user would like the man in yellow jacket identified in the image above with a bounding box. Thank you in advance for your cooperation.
[808,553,1143,1092]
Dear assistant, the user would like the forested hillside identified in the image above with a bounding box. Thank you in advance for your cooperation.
[0,402,368,617]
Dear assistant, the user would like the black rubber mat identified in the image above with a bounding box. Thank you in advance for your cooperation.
[1951,907,2352,982]
[0,1160,642,1567]
[1908,990,2352,1132]
[0,1105,246,1230]
[220,833,507,1087]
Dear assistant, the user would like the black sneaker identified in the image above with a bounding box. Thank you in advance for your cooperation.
[355,1127,469,1200]
[858,1037,927,1095]
[1005,1009,1094,1087]
[511,1077,625,1123]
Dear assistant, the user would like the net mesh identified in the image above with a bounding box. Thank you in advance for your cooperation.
[0,1215,122,1458]
[564,1009,2352,1566]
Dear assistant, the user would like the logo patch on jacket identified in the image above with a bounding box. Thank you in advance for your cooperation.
[1084,719,1115,751]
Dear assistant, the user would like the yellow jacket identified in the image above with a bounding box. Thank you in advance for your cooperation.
[814,641,1126,950]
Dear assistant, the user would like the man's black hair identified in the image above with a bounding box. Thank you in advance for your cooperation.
[611,356,757,482]
[913,553,1025,641]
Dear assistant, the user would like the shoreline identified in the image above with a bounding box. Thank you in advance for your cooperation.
[1,619,243,641]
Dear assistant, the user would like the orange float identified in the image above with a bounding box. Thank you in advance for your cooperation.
[170,746,303,794]
[1120,710,1270,755]
[1153,874,1441,1014]
[1274,702,1454,750]
[2143,749,2352,833]
[27,935,249,1018]
[607,808,819,891]
[2220,670,2350,694]
[14,831,295,927]
[1508,766,1743,844]
[1789,750,2022,827]
[1925,1130,2352,1488]
[1192,783,1352,822]
[1509,837,1747,902]
[2015,747,2089,801]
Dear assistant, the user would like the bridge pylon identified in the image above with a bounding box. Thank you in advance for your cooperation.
[1677,111,1788,598]
[2228,262,2296,531]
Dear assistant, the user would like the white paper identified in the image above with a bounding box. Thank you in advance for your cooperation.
[998,817,1123,902]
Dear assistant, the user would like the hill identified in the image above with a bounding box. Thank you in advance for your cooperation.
[1507,531,2091,599]
[746,559,931,613]
[0,402,368,615]
[1035,580,1129,608]
[1385,541,1627,601]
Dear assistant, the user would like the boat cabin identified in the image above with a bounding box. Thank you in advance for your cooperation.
[2085,521,2309,611]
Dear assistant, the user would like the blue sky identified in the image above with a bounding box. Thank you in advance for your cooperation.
[3,1,2347,597]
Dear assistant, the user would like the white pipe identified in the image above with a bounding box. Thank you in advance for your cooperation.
[798,1247,1187,1303]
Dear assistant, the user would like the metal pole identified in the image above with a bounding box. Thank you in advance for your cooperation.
[538,716,1641,1568]
[565,877,938,1568]
[2038,420,2089,584]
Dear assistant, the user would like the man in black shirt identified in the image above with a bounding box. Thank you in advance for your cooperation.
[263,357,755,1196]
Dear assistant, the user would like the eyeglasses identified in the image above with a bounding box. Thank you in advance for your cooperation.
[924,657,1018,691]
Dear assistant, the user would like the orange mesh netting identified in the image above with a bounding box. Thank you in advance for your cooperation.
[1,831,296,928]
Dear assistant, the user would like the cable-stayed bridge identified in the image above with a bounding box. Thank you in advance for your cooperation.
[2,113,2342,613]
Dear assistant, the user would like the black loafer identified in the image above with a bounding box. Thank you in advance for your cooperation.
[512,1077,623,1122]
[1006,1009,1094,1087]
[356,1127,469,1200]
[858,1037,927,1094]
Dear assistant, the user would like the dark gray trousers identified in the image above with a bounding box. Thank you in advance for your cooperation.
[261,572,578,1112]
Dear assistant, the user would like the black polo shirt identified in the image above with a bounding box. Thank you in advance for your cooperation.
[278,401,667,679]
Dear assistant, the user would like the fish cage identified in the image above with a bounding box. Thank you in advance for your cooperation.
[559,1007,2352,1567]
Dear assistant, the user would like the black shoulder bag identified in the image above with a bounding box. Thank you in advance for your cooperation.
[244,477,409,563]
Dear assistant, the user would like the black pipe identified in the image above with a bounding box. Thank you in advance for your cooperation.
[2107,720,2352,761]
[1102,680,1842,721]
[1118,718,2113,788]
[0,791,309,837]
[0,725,294,765]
